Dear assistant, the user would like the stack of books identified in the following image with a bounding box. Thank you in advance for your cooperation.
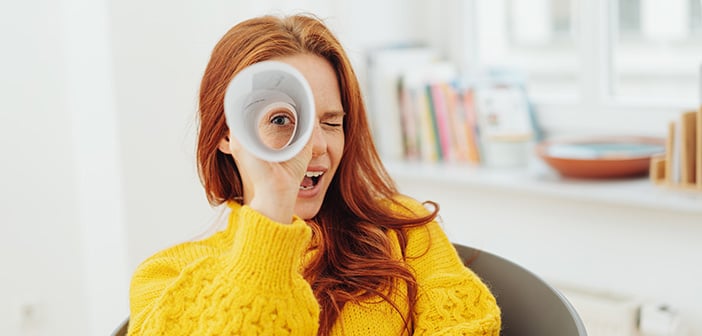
[650,108,702,191]
[398,73,481,164]
[365,45,539,166]
[399,70,538,165]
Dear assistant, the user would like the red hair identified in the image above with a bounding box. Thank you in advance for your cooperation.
[196,14,438,335]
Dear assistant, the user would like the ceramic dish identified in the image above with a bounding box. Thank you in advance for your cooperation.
[536,136,666,179]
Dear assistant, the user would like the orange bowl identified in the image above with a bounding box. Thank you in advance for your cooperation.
[536,136,666,179]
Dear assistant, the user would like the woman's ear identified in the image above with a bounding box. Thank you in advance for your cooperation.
[218,135,232,154]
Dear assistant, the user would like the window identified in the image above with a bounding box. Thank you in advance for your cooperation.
[464,0,702,133]
[612,0,702,103]
[474,0,578,101]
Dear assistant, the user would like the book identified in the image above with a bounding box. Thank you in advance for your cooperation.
[429,83,453,161]
[424,85,444,161]
[397,80,419,160]
[649,155,666,184]
[680,110,697,185]
[665,121,676,184]
[671,121,682,185]
[444,83,470,162]
[473,85,533,139]
[418,85,438,162]
[460,88,482,164]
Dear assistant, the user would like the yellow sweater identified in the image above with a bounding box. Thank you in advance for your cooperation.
[128,198,500,335]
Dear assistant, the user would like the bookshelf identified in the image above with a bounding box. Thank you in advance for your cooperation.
[386,160,702,215]
[370,48,702,335]
[366,48,702,199]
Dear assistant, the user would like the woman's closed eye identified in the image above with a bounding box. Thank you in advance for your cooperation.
[320,111,345,129]
[322,121,342,127]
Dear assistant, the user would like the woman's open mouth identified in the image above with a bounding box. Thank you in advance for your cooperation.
[299,171,323,191]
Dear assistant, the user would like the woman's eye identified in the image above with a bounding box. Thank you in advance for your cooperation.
[270,115,292,125]
[322,117,344,128]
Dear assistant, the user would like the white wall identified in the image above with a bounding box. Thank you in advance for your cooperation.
[394,176,702,334]
[1,0,131,333]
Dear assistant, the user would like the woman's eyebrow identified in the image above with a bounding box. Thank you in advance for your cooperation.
[321,110,346,118]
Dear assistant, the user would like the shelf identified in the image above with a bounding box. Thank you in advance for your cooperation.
[385,160,702,214]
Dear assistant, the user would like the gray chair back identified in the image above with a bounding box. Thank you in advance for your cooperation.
[454,243,587,336]
[111,317,128,336]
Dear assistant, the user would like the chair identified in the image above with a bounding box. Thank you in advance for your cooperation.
[111,317,129,336]
[453,243,588,336]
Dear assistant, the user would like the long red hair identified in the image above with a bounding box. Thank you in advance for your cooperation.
[196,14,438,335]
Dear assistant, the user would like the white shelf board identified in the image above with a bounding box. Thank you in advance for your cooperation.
[385,160,702,214]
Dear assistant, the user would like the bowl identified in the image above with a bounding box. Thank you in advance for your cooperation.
[536,136,666,179]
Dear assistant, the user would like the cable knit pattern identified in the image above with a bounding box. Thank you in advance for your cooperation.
[413,275,500,335]
[129,204,318,335]
[128,199,500,335]
[397,196,501,336]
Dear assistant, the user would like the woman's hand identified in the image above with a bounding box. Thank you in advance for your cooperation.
[228,132,312,224]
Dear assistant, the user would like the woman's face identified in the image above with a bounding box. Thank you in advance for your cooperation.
[276,53,345,220]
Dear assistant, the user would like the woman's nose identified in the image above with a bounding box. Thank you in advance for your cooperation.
[310,123,327,157]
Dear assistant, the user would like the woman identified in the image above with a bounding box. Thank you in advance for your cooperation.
[128,14,500,335]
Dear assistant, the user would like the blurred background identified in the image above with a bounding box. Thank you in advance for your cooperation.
[1,0,700,335]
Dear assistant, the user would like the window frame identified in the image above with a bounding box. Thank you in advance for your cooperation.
[449,0,698,136]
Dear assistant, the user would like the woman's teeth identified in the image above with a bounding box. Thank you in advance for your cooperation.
[305,171,323,178]
[300,171,323,190]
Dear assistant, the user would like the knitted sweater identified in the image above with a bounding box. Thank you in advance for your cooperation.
[128,198,501,335]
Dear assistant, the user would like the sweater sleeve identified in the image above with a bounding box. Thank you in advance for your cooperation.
[398,198,501,336]
[127,205,320,335]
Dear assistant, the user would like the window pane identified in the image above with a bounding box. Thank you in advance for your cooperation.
[692,0,702,35]
[475,0,578,100]
[610,0,702,104]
